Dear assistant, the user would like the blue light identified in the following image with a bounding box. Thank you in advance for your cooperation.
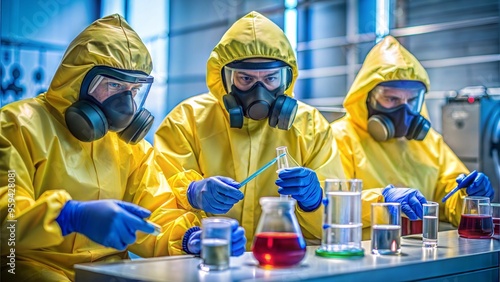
[285,0,297,8]
[100,0,126,18]
[284,0,298,51]
[375,0,390,42]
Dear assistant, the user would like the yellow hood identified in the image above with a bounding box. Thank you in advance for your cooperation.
[206,11,298,104]
[45,14,153,114]
[343,36,430,131]
[331,36,468,237]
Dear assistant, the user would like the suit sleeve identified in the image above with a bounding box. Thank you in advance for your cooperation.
[124,144,206,257]
[1,111,71,254]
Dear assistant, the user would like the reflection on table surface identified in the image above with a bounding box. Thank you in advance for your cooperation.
[75,230,500,282]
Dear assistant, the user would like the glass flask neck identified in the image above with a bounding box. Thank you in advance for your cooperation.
[260,197,296,212]
[276,146,299,169]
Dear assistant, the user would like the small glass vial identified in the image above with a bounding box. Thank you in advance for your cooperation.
[276,146,299,171]
[252,197,306,268]
[276,146,299,200]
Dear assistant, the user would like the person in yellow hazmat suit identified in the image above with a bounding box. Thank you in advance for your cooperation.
[154,11,345,249]
[330,35,494,239]
[0,14,245,282]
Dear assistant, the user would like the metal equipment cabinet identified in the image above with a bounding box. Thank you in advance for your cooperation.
[442,90,500,203]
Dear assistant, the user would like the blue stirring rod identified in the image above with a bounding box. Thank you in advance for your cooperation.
[441,170,478,203]
[237,153,286,188]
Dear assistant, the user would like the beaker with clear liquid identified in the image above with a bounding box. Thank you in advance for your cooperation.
[371,202,401,255]
[252,197,306,268]
[199,218,232,271]
[422,201,439,248]
[276,146,299,200]
[316,179,364,258]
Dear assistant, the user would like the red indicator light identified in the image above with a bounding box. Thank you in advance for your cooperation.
[467,97,475,104]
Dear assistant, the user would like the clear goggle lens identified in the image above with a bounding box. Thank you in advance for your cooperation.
[223,65,291,92]
[87,74,153,109]
[368,83,425,113]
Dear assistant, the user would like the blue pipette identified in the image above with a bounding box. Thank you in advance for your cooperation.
[237,153,286,188]
[441,170,478,203]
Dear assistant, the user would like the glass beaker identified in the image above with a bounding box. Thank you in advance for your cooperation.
[422,201,439,248]
[491,203,500,237]
[401,216,423,236]
[316,179,364,258]
[252,197,306,268]
[199,218,232,272]
[276,146,300,200]
[371,202,401,255]
[458,196,493,239]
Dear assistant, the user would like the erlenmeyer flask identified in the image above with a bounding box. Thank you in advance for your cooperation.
[276,146,299,200]
[252,197,306,268]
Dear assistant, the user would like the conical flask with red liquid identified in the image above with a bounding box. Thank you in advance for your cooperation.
[252,197,306,268]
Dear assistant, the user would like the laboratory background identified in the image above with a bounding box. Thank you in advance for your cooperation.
[2,0,500,194]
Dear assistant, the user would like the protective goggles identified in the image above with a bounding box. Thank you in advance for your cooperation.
[367,80,426,114]
[81,66,154,109]
[223,60,292,92]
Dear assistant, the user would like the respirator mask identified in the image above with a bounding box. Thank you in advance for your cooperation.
[366,80,430,141]
[65,66,154,144]
[222,60,297,130]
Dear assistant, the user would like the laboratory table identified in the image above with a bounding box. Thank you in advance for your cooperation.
[75,230,500,281]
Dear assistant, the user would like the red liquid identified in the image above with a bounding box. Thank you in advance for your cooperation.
[458,214,493,238]
[252,232,306,268]
[401,217,423,236]
[493,218,500,235]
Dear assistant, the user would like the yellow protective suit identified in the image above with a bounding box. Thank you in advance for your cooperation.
[330,36,469,239]
[0,14,203,281]
[155,11,345,249]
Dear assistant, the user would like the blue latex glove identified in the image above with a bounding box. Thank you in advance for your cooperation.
[275,167,322,212]
[382,185,427,220]
[55,200,155,250]
[183,227,202,255]
[182,221,246,256]
[457,171,494,200]
[187,176,244,214]
[229,220,246,257]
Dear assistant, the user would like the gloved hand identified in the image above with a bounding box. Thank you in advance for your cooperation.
[382,185,427,220]
[183,227,202,255]
[229,220,246,256]
[275,167,322,212]
[182,221,246,256]
[187,176,244,214]
[55,200,155,250]
[456,171,494,200]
